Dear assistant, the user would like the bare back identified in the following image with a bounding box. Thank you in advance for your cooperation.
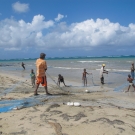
[127,77,133,83]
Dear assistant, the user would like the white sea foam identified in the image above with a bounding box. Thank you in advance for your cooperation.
[96,69,130,72]
[53,66,83,70]
[126,61,134,63]
[77,61,107,63]
[110,69,130,72]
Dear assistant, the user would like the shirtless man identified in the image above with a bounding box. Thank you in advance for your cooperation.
[125,74,135,92]
[57,74,67,87]
[82,69,92,87]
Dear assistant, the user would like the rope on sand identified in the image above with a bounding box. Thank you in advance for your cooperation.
[91,74,97,86]
[0,94,57,113]
[87,74,98,86]
[114,80,135,92]
[0,81,22,97]
[46,72,69,93]
[113,82,128,92]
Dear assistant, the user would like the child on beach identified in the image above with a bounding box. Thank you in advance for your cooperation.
[125,74,135,92]
[82,69,92,87]
[30,69,35,88]
[57,74,67,87]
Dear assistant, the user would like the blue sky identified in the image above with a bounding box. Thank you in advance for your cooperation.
[0,0,135,59]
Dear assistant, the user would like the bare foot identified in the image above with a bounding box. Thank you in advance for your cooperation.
[34,93,39,96]
[46,93,52,95]
[125,90,128,93]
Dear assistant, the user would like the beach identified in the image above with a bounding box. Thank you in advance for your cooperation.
[0,57,135,135]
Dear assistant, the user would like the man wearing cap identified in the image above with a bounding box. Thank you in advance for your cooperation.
[100,64,108,84]
[34,53,51,95]
[131,63,135,80]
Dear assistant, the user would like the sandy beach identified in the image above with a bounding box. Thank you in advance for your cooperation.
[0,0,135,134]
[0,70,135,135]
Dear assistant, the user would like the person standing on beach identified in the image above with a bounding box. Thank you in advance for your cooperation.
[30,69,36,88]
[125,74,135,92]
[82,69,92,86]
[22,62,25,70]
[34,53,51,95]
[100,64,108,84]
[131,63,135,79]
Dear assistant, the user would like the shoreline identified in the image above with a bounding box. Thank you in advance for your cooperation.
[0,71,135,135]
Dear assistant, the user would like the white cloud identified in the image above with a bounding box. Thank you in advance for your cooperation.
[55,14,64,22]
[42,18,135,49]
[0,16,135,52]
[36,32,42,38]
[12,1,29,13]
[4,47,21,51]
[0,14,54,48]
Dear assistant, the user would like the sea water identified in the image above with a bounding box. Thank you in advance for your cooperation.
[0,55,135,112]
[0,56,134,90]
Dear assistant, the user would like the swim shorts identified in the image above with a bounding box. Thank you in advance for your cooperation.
[36,76,47,86]
[60,78,64,82]
[129,83,133,86]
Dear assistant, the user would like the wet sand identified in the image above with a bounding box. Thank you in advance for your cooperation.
[0,72,135,135]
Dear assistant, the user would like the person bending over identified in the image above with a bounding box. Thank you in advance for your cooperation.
[22,62,25,70]
[57,74,67,87]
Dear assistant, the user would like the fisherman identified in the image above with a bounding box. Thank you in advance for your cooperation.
[57,74,67,87]
[100,64,108,84]
[82,69,92,87]
[125,74,135,92]
[131,63,135,80]
[21,62,25,70]
[34,53,51,95]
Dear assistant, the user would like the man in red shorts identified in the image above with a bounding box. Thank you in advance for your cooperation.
[34,53,51,95]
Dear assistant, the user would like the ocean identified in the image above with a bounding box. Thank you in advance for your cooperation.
[0,55,135,91]
[0,55,135,113]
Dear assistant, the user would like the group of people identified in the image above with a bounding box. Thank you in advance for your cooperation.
[98,62,135,92]
[82,64,108,86]
[99,63,135,92]
[22,53,135,95]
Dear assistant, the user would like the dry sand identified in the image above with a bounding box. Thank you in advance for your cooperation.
[0,72,135,135]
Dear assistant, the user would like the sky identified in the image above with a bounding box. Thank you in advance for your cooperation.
[0,0,135,59]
